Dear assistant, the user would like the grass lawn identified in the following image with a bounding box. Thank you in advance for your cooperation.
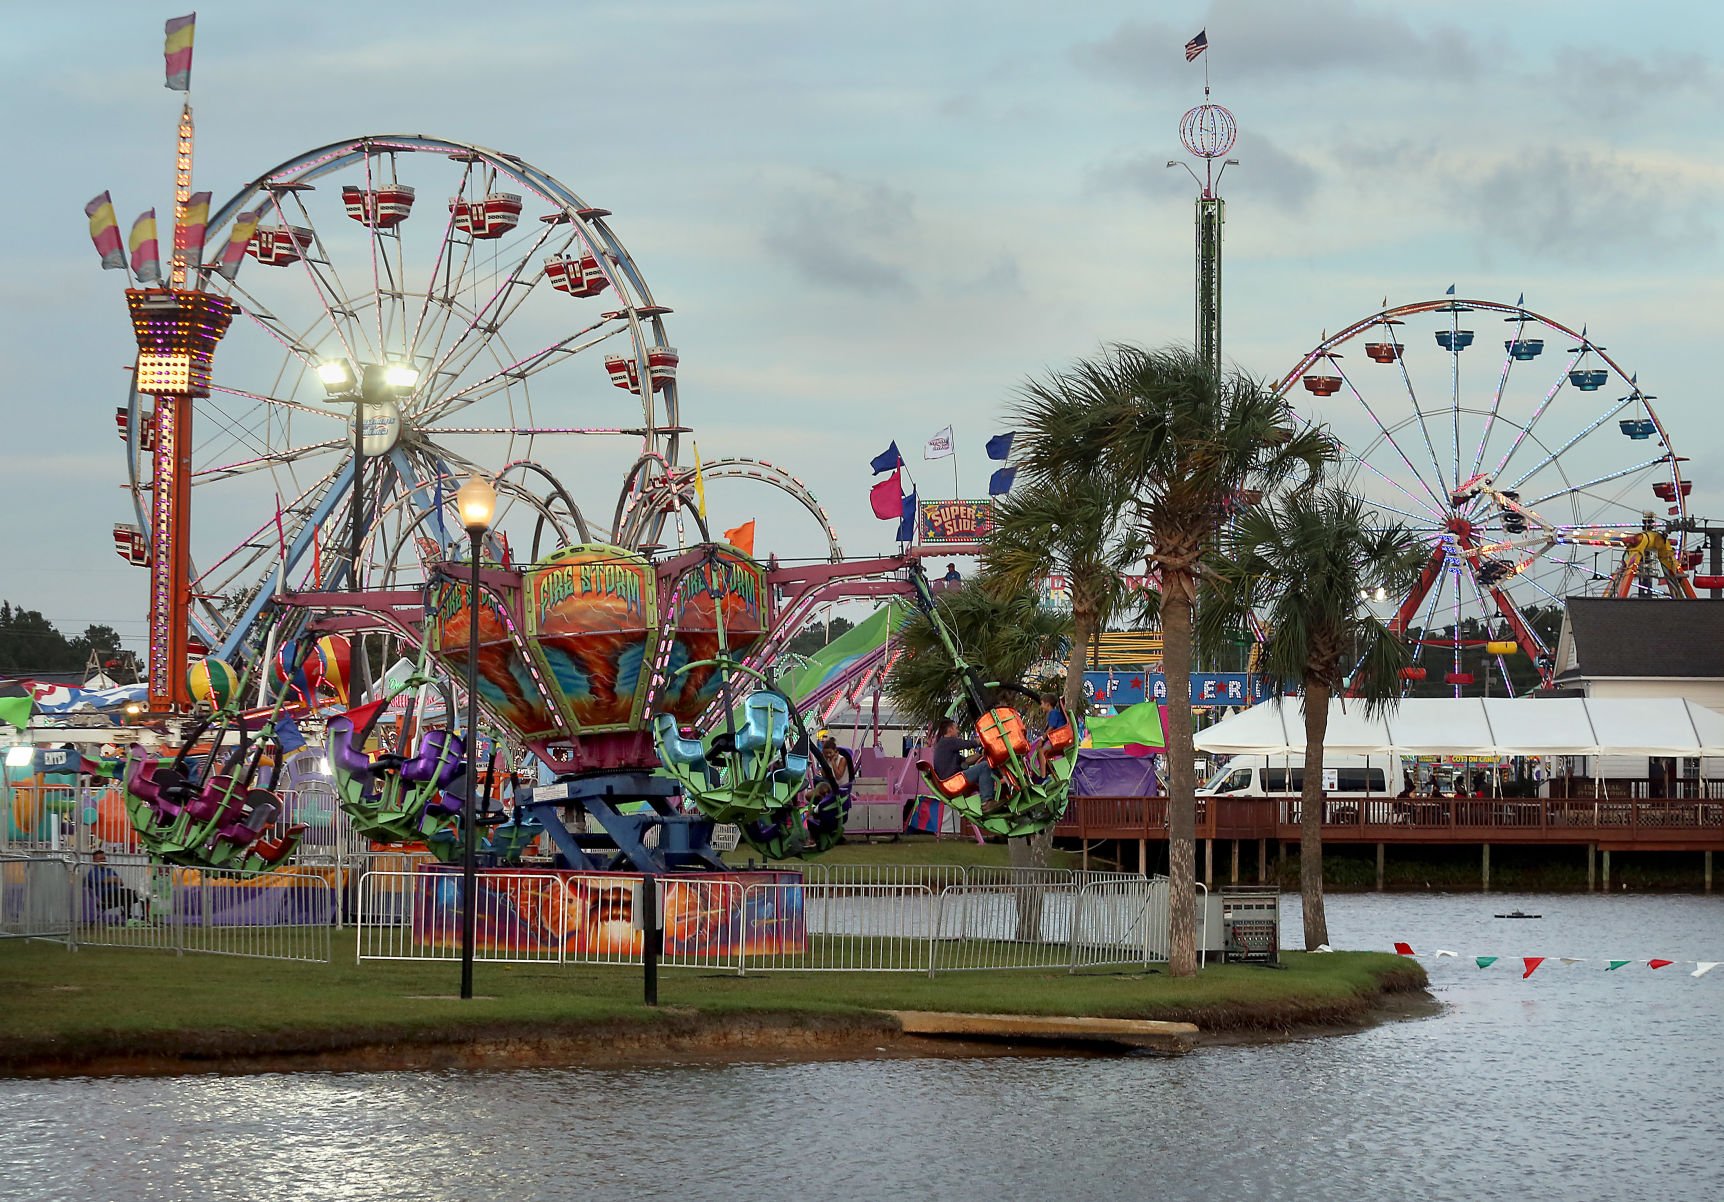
[724,836,1080,871]
[0,932,1421,1068]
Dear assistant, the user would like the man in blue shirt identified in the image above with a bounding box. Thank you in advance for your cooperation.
[931,718,993,804]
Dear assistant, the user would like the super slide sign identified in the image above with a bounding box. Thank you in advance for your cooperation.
[918,498,993,545]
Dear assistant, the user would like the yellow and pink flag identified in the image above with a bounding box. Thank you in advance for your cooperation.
[213,210,261,281]
[164,13,195,91]
[85,192,124,270]
[174,191,211,265]
[129,209,163,285]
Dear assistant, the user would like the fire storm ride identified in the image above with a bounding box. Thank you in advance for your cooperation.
[907,568,1078,837]
[1279,297,1693,694]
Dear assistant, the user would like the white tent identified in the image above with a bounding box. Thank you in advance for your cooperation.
[1193,698,1724,758]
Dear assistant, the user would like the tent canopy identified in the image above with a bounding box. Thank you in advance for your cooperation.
[1193,698,1724,758]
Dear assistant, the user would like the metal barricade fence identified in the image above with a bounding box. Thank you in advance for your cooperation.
[741,882,940,973]
[1,856,72,943]
[172,867,334,962]
[63,854,335,962]
[931,880,1081,972]
[657,876,745,971]
[357,869,570,964]
[1071,878,1168,968]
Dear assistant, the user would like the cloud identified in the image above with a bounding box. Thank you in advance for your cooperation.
[761,171,916,296]
[1075,2,1477,90]
[1463,148,1713,259]
[1544,51,1719,124]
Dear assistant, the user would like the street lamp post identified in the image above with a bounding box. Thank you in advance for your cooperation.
[454,472,496,1001]
[318,359,420,695]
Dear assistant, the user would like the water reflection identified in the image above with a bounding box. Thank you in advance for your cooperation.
[2,893,1720,1202]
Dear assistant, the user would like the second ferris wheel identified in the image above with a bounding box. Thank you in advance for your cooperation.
[1277,296,1691,694]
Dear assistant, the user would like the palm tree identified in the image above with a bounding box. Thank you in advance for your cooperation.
[1201,485,1425,948]
[1016,345,1332,976]
[886,579,1069,731]
[981,473,1145,723]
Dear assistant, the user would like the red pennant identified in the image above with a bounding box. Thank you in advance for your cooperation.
[1648,959,1674,970]
[1393,942,1415,956]
[340,697,389,732]
[1522,957,1545,979]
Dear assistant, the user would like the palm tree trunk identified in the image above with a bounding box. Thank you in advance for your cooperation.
[1160,579,1198,977]
[1065,602,1096,720]
[1300,678,1331,949]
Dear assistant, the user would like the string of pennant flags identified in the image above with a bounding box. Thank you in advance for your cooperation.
[1385,943,1720,980]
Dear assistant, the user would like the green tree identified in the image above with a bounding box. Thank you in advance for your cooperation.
[981,455,1146,723]
[783,615,855,659]
[886,580,1068,730]
[0,603,78,675]
[1017,345,1332,976]
[1201,485,1424,948]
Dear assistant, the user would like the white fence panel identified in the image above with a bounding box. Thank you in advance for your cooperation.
[657,877,744,972]
[358,869,569,964]
[0,857,72,942]
[742,882,938,973]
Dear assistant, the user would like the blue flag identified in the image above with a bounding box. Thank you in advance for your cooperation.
[275,713,307,753]
[985,431,1015,461]
[988,466,1017,496]
[1445,283,1456,295]
[896,488,918,543]
[870,441,903,475]
[433,475,449,548]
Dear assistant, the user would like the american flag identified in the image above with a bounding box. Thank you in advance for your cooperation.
[1185,29,1208,61]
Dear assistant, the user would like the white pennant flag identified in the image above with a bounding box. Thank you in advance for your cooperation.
[1434,949,1457,958]
[924,425,954,460]
[1693,962,1719,978]
[1559,957,1587,967]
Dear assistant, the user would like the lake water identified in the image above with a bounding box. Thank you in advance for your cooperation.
[3,892,1721,1202]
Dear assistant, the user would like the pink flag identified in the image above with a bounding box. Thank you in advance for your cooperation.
[174,191,211,263]
[214,210,260,281]
[870,469,902,520]
[85,192,124,270]
[164,13,195,91]
[128,209,162,284]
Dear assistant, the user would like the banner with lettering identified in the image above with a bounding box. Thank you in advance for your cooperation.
[1084,670,1273,707]
[525,544,659,733]
[918,498,993,545]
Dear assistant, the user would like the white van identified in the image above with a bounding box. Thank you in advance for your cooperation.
[1198,754,1407,799]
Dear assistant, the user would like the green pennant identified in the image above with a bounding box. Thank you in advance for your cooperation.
[1475,956,1498,969]
[1606,960,1631,971]
[0,695,32,731]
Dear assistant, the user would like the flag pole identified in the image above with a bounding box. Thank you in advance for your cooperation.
[950,443,960,499]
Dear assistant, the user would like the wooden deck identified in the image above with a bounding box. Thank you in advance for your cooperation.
[1054,796,1724,852]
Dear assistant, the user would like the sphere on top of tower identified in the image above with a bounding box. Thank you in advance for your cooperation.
[1179,104,1237,159]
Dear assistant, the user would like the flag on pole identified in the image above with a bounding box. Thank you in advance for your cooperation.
[870,441,903,474]
[692,442,708,521]
[985,432,1015,461]
[896,488,918,543]
[432,475,450,548]
[988,466,1017,496]
[214,210,260,281]
[127,209,162,284]
[1445,283,1456,296]
[722,520,756,556]
[1184,29,1208,61]
[164,13,196,91]
[870,470,902,520]
[174,191,211,264]
[0,683,33,731]
[85,192,125,270]
[924,426,954,460]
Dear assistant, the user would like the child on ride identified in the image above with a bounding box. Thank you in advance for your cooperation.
[1029,694,1068,780]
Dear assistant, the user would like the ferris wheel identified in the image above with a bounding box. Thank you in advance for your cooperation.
[1277,296,1692,693]
[118,134,689,663]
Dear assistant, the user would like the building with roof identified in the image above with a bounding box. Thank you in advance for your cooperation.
[1549,598,1724,794]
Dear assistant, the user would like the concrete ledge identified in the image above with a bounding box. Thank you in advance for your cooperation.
[888,1010,1199,1054]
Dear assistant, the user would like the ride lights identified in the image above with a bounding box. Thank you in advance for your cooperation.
[126,289,237,398]
[316,360,353,391]
[383,362,420,390]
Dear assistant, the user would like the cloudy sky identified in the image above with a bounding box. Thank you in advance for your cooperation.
[5,0,1722,653]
